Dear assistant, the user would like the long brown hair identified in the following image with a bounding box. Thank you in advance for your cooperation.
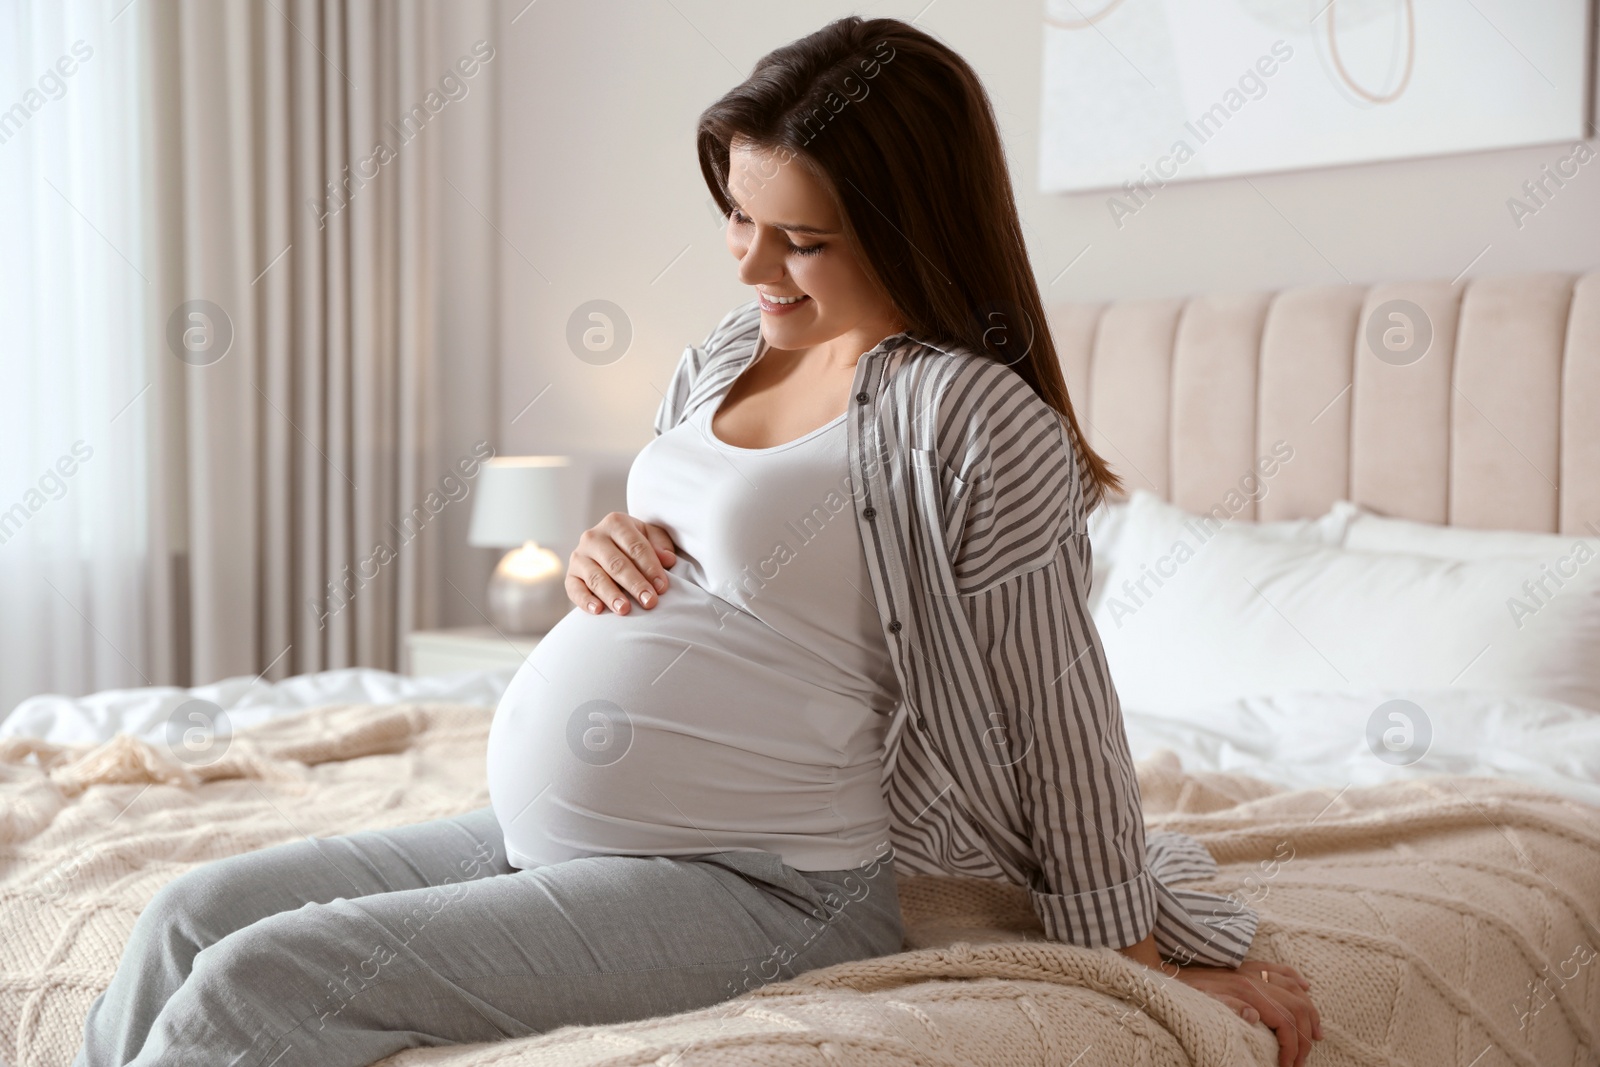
[695,15,1123,503]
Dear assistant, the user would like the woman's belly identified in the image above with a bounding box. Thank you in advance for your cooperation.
[485,573,892,872]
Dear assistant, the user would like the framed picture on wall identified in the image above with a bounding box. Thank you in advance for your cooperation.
[1038,0,1595,194]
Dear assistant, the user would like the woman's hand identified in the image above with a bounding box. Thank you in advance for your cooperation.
[1175,959,1323,1067]
[565,512,678,615]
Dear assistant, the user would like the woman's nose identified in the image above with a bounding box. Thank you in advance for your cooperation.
[736,235,787,287]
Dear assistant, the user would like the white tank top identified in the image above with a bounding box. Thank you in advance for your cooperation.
[486,347,901,871]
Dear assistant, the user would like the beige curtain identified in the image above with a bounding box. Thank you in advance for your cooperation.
[137,0,497,686]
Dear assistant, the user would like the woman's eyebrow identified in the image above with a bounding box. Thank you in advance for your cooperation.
[725,190,838,235]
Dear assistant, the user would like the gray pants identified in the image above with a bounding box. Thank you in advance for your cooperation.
[72,805,904,1067]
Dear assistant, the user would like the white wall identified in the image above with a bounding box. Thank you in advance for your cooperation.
[433,0,504,626]
[494,0,1600,522]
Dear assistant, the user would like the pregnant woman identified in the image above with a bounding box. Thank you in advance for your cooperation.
[76,15,1320,1067]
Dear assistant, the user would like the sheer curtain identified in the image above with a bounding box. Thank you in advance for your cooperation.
[1,0,498,719]
[0,1,157,715]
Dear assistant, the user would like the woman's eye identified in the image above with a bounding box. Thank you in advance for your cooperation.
[728,209,823,256]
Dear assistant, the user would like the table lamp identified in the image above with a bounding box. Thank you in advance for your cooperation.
[468,456,580,634]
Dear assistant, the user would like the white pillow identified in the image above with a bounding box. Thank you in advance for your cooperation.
[1085,492,1341,614]
[1085,500,1132,613]
[1332,499,1600,562]
[1091,492,1600,714]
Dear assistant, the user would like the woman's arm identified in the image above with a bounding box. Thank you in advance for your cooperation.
[958,505,1321,1067]
[935,360,1319,1064]
[1116,929,1163,969]
[953,531,1161,950]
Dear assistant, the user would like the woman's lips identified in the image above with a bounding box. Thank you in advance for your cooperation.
[757,292,811,314]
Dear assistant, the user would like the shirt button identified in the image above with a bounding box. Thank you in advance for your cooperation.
[863,506,876,520]
[855,391,869,404]
[889,619,902,633]
[916,714,929,729]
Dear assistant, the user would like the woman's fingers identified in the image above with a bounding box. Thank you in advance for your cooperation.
[1243,978,1302,1067]
[570,519,647,614]
[563,571,602,613]
[1256,980,1321,1067]
[563,514,682,614]
[1300,982,1323,1040]
[644,522,679,578]
[599,555,652,612]
[1247,960,1321,1042]
[569,557,629,614]
[1236,991,1297,1067]
[1209,992,1259,1023]
[1181,962,1321,1066]
[600,517,672,610]
[1286,986,1320,1060]
[1259,972,1320,1044]
[1262,960,1312,992]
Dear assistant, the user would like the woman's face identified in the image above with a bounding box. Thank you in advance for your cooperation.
[724,138,903,356]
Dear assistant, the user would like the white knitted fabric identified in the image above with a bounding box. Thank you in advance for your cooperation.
[1,703,1596,1067]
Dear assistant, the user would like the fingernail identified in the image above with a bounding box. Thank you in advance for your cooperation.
[613,598,625,612]
[588,601,601,613]
[640,591,654,606]
[654,577,668,592]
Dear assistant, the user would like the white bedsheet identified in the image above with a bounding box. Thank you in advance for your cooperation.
[0,667,517,748]
[4,670,1596,809]
[1120,687,1600,809]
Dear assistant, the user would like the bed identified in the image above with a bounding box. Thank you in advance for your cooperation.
[3,268,1598,1066]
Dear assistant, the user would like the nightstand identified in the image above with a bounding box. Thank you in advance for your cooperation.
[405,627,543,676]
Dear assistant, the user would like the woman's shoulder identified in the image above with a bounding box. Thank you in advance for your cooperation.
[898,340,1072,468]
[700,299,763,365]
[656,300,762,432]
[897,338,1090,554]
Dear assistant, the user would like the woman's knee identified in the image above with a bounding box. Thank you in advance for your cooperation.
[137,855,262,944]
[134,843,327,979]
[187,900,382,1009]
[131,864,226,956]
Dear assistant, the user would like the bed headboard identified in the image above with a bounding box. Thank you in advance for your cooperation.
[1047,269,1600,536]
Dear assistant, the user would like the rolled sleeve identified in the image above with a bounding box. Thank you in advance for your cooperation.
[1146,831,1261,969]
[1028,865,1159,949]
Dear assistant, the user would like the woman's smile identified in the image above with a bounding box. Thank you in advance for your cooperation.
[757,291,812,314]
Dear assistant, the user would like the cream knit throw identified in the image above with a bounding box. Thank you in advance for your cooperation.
[2,703,1596,1067]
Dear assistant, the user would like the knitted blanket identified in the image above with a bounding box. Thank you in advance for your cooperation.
[2,702,1596,1067]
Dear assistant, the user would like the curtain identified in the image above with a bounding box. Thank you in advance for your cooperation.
[1,3,154,713]
[1,0,498,716]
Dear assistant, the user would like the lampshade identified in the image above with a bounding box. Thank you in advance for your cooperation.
[468,456,580,549]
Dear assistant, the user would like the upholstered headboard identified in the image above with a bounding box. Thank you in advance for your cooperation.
[1047,270,1600,536]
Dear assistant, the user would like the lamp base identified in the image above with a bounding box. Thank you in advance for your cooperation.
[487,544,570,635]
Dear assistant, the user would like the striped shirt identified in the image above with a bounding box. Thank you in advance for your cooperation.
[653,299,1259,968]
